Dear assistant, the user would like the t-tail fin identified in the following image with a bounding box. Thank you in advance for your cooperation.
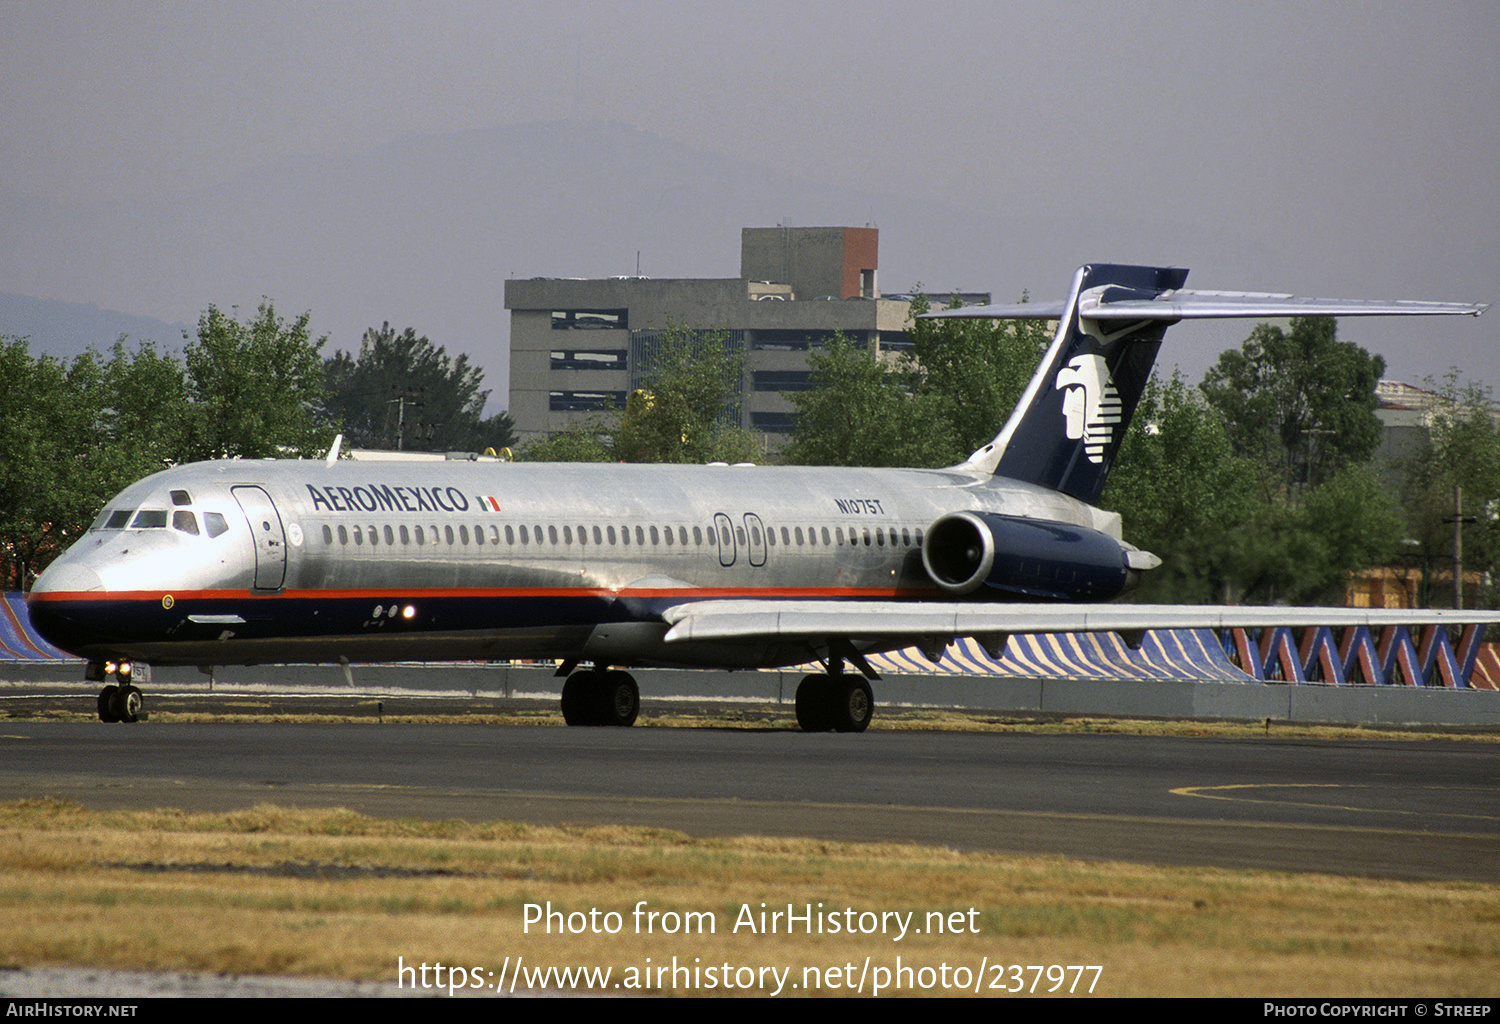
[922,263,1486,505]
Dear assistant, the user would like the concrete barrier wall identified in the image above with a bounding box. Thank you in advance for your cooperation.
[5,661,1498,728]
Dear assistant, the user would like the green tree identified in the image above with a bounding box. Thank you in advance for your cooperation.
[182,302,330,461]
[0,337,191,589]
[103,338,193,471]
[518,327,757,464]
[520,423,614,463]
[614,327,760,464]
[784,292,1049,468]
[1,339,86,588]
[1101,373,1257,603]
[1399,373,1500,607]
[1104,368,1403,606]
[1200,317,1385,494]
[781,332,956,468]
[1217,467,1403,605]
[904,292,1051,459]
[322,324,516,453]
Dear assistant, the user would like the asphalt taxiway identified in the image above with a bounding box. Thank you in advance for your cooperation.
[2,693,1497,883]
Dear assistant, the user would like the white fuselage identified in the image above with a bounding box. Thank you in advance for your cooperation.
[26,457,1114,669]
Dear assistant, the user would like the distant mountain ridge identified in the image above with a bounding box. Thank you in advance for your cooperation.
[0,293,190,362]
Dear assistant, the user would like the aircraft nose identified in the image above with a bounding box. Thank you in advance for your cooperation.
[30,561,104,595]
[26,562,107,658]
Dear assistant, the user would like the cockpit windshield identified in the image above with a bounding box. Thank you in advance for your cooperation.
[92,504,231,538]
[98,510,131,530]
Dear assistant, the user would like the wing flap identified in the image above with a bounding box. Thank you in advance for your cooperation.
[660,600,1500,645]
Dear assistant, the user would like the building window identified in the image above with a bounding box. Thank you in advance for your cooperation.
[550,391,627,411]
[551,349,627,370]
[551,309,628,330]
[750,411,799,433]
[752,371,815,392]
[749,329,848,351]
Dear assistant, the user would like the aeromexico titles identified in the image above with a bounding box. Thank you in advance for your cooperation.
[25,263,1491,732]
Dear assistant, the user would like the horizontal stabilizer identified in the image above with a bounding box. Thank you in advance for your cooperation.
[923,290,1487,322]
[661,600,1500,645]
[923,300,1068,320]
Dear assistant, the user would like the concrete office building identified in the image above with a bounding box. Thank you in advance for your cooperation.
[504,227,984,448]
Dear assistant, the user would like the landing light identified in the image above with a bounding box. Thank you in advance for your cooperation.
[402,605,416,620]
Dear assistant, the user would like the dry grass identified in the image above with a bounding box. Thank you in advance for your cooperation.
[1,798,1496,996]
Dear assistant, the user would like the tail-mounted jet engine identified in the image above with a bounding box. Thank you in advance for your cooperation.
[921,510,1144,602]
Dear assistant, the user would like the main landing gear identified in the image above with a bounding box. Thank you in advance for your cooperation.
[794,671,874,733]
[554,658,876,732]
[560,668,640,727]
[91,660,145,723]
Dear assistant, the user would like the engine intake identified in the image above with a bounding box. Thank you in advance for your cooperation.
[921,511,1131,601]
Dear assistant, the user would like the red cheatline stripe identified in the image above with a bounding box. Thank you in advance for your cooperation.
[28,585,937,603]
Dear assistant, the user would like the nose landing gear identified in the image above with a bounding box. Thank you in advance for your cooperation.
[91,660,146,723]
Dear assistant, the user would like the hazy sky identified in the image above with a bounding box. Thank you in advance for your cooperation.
[3,1,1496,393]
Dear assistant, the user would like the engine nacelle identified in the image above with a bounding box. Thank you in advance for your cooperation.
[921,511,1132,601]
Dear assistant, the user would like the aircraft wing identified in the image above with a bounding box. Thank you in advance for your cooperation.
[922,291,1487,321]
[659,600,1500,645]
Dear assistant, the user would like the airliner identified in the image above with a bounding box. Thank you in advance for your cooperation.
[24,264,1491,731]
